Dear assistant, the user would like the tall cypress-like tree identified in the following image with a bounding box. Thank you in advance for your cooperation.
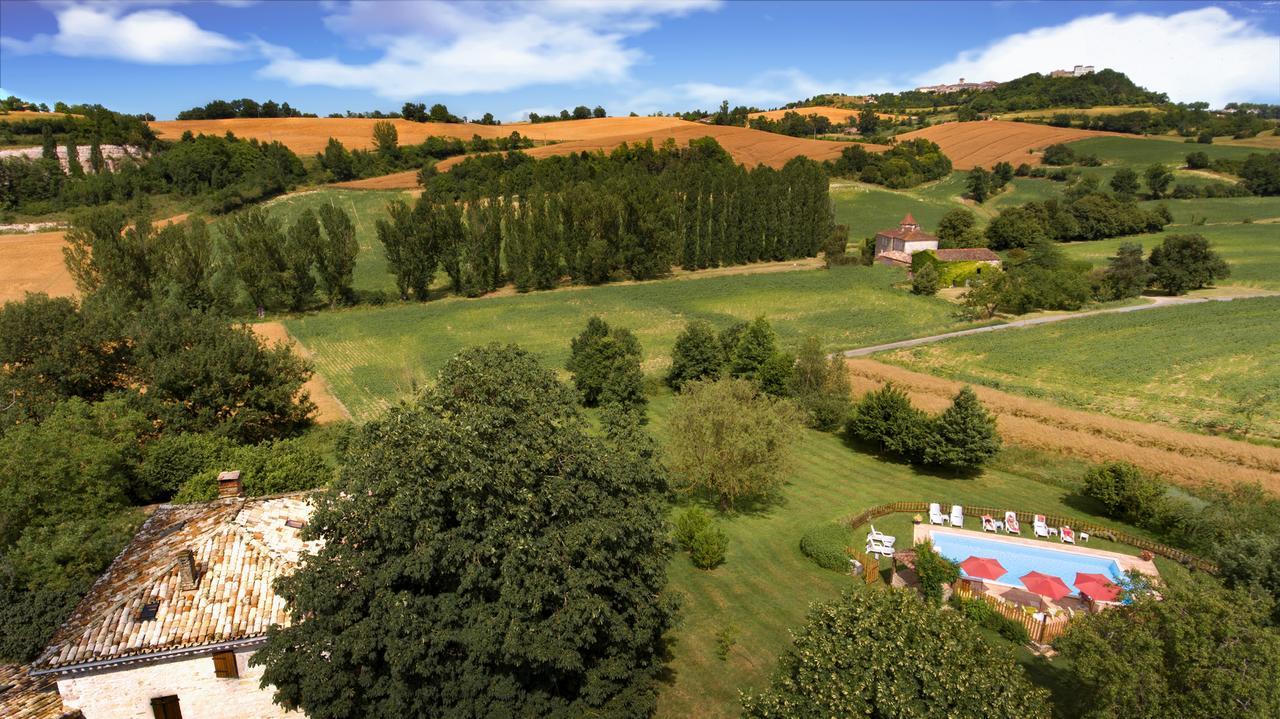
[315,202,358,305]
[40,124,56,160]
[253,345,674,718]
[88,138,106,174]
[65,137,84,177]
[283,210,320,310]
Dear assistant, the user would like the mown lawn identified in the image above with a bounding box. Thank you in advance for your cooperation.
[830,179,960,240]
[286,263,977,420]
[877,297,1280,442]
[1060,221,1280,290]
[644,392,1174,719]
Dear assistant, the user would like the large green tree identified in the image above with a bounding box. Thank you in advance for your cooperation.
[565,316,643,409]
[1144,163,1174,199]
[1099,241,1150,300]
[743,588,1050,718]
[845,382,928,459]
[666,378,802,510]
[1054,576,1280,719]
[253,345,674,718]
[788,336,852,431]
[1147,233,1229,295]
[316,202,358,305]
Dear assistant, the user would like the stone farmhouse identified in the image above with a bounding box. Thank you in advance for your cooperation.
[873,214,1001,269]
[1050,65,1095,78]
[27,474,318,719]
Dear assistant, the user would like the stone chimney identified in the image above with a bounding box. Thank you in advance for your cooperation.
[217,470,243,498]
[176,549,198,591]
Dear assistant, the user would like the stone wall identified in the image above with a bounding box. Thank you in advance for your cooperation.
[55,647,297,719]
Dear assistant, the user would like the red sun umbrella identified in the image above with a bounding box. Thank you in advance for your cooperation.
[1074,572,1122,602]
[959,556,1007,581]
[1020,571,1072,601]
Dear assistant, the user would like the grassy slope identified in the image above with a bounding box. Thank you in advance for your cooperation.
[645,392,1171,719]
[1065,136,1263,166]
[877,297,1280,441]
[1060,222,1280,290]
[286,264,974,420]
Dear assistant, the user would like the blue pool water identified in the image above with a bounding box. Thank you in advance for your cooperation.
[929,530,1123,594]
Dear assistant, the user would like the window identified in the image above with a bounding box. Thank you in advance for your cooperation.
[150,695,182,719]
[138,601,160,621]
[212,651,239,679]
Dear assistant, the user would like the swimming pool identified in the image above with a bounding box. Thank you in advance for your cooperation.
[929,530,1123,594]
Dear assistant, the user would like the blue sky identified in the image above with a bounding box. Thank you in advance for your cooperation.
[2,1,1278,120]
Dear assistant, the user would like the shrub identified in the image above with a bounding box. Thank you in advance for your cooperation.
[666,319,722,390]
[800,523,856,572]
[171,436,334,503]
[1082,462,1167,523]
[715,625,738,660]
[949,593,1031,644]
[689,523,729,569]
[1186,151,1211,169]
[913,539,960,605]
[1042,143,1076,166]
[137,433,239,503]
[911,262,940,295]
[845,383,929,460]
[672,506,712,551]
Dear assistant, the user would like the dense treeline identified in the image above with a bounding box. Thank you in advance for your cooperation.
[528,105,607,122]
[0,130,307,214]
[0,103,158,148]
[382,138,832,298]
[826,139,952,188]
[1043,103,1277,139]
[748,111,834,137]
[176,98,314,120]
[877,69,1165,114]
[315,126,532,182]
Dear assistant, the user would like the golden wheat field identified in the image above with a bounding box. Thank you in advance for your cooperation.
[747,106,903,123]
[336,121,887,189]
[845,359,1280,495]
[894,119,1122,169]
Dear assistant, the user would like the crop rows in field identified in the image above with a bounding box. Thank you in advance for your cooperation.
[846,358,1280,494]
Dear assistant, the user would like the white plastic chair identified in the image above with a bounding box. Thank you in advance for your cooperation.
[1061,526,1076,544]
[1004,511,1021,535]
[929,503,945,525]
[1033,515,1049,537]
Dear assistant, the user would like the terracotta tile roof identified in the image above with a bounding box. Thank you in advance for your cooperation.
[901,213,916,225]
[32,493,319,673]
[934,248,1002,262]
[875,250,913,267]
[0,664,79,719]
[876,226,939,242]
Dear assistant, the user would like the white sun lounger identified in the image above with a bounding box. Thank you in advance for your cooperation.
[1061,526,1076,544]
[867,525,896,548]
[866,541,895,558]
[929,503,946,525]
[1004,511,1021,535]
[981,514,997,532]
[950,505,963,528]
[1033,514,1049,537]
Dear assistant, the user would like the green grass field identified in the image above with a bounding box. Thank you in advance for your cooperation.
[877,297,1280,442]
[830,179,961,240]
[1139,196,1280,224]
[642,392,1175,719]
[1065,136,1263,167]
[286,263,978,420]
[1060,222,1280,290]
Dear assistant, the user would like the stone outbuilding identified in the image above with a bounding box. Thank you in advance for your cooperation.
[30,477,318,719]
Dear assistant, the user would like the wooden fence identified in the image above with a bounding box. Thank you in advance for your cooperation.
[845,546,883,586]
[844,501,1218,574]
[955,580,1072,645]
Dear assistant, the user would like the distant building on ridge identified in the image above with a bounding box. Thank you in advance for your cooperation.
[1050,65,1095,78]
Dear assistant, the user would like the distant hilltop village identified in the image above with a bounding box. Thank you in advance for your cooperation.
[914,65,1094,94]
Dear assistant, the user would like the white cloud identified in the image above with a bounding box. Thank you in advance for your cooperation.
[916,7,1280,107]
[0,3,244,64]
[258,0,720,99]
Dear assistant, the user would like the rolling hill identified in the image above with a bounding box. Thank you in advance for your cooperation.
[894,120,1121,169]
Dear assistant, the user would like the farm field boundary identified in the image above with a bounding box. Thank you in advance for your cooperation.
[844,359,1280,495]
[251,322,350,424]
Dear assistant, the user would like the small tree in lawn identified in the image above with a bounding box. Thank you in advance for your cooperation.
[1110,167,1140,198]
[729,316,777,380]
[789,336,853,431]
[1100,241,1150,300]
[566,316,643,408]
[667,378,802,511]
[845,382,928,460]
[666,319,722,390]
[742,589,1050,718]
[1144,163,1174,199]
[966,166,992,203]
[922,386,1001,471]
[962,271,1006,319]
[911,262,940,295]
[1147,233,1229,295]
[315,202,358,305]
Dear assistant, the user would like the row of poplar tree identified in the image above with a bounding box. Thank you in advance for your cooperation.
[376,138,834,299]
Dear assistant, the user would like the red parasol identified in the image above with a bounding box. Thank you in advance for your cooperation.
[959,556,1007,581]
[1020,571,1072,601]
[1074,572,1122,602]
